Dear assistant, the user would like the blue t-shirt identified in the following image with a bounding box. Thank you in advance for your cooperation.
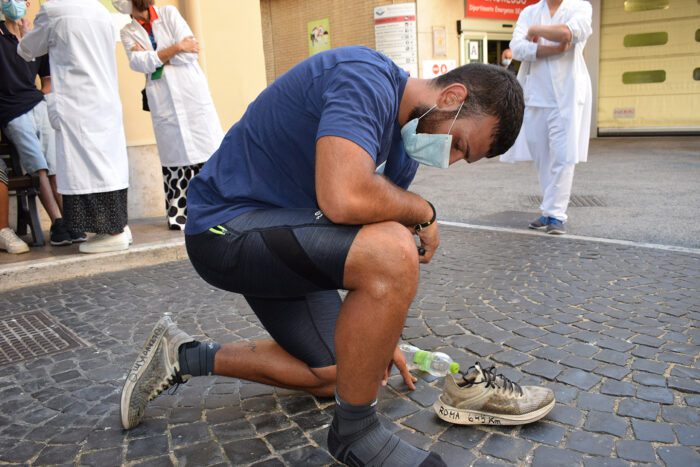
[185,46,418,234]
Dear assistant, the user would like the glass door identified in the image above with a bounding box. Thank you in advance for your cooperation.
[459,32,488,65]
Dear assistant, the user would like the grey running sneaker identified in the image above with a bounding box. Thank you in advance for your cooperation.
[528,216,548,230]
[120,313,194,429]
[546,218,566,235]
[434,362,555,425]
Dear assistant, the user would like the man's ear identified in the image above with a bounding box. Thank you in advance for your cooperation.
[437,83,468,109]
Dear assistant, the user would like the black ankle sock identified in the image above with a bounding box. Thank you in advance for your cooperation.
[328,393,445,467]
[178,340,220,377]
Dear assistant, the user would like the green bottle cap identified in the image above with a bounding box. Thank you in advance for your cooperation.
[449,362,460,374]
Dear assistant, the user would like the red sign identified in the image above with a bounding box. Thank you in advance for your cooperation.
[465,0,540,21]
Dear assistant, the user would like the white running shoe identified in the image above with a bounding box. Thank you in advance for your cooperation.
[434,362,555,426]
[0,227,29,254]
[120,313,194,429]
[78,232,129,254]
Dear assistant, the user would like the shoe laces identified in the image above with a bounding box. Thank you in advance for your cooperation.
[165,369,186,395]
[477,363,523,397]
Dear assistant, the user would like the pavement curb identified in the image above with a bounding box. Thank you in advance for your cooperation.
[0,238,187,293]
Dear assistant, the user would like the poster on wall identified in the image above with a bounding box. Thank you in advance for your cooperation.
[374,3,418,77]
[432,26,447,57]
[465,0,540,21]
[308,18,331,56]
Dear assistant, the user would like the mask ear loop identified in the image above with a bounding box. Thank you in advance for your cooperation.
[417,104,438,120]
[447,100,465,135]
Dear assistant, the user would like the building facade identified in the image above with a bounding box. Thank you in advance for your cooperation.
[261,0,700,136]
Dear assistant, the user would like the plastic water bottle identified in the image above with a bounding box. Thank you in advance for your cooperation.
[399,343,460,377]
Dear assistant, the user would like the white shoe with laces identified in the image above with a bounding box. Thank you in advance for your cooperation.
[434,362,555,425]
[78,231,129,253]
[0,227,30,254]
[121,313,194,429]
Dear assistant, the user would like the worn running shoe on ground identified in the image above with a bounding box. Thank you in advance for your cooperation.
[546,218,566,235]
[121,313,194,429]
[434,362,555,425]
[528,215,548,230]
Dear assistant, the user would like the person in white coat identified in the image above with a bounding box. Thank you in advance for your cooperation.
[17,0,131,253]
[114,0,222,230]
[501,0,592,235]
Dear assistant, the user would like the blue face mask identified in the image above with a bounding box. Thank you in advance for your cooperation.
[2,0,27,21]
[401,101,464,169]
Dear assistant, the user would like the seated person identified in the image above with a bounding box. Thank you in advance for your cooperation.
[0,158,29,253]
[0,3,84,245]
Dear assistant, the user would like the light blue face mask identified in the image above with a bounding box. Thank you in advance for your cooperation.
[1,0,27,21]
[401,101,464,169]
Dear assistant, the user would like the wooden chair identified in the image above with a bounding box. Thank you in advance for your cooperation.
[0,130,45,246]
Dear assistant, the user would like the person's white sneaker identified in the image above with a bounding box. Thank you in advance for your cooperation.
[79,232,129,254]
[0,227,30,254]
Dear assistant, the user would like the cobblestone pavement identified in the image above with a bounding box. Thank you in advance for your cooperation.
[1,226,699,466]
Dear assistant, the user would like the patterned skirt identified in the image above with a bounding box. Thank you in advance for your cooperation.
[63,188,128,235]
[162,163,204,230]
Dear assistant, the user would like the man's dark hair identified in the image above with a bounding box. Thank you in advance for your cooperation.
[434,63,524,157]
[132,0,155,12]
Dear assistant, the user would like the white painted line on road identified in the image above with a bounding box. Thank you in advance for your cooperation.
[439,220,700,256]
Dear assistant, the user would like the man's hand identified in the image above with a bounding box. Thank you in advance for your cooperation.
[415,221,440,264]
[19,18,32,36]
[382,346,417,390]
[178,36,199,53]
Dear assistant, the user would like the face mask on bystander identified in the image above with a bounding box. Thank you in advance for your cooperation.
[1,0,27,21]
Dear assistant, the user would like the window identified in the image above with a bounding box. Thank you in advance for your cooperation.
[694,68,700,81]
[696,29,700,42]
[624,0,670,12]
[622,70,666,84]
[624,32,668,47]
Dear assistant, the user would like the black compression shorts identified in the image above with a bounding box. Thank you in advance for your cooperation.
[185,208,361,368]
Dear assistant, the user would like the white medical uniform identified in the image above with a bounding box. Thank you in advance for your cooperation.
[502,0,592,222]
[17,0,129,195]
[119,5,222,168]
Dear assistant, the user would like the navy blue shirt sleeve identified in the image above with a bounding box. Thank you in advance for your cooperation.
[316,62,396,163]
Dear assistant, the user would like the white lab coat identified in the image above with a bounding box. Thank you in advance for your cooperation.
[17,0,128,195]
[501,0,592,165]
[119,6,222,167]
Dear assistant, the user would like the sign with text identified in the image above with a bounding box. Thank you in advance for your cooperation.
[465,0,540,21]
[374,3,418,77]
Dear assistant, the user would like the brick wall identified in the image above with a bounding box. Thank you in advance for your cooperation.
[260,0,415,84]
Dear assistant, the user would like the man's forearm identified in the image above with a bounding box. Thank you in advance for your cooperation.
[156,43,182,65]
[529,24,572,43]
[536,43,570,58]
[315,136,435,227]
[324,174,433,228]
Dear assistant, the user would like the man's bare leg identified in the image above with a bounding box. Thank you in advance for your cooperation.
[208,221,416,400]
[48,174,62,213]
[36,169,61,222]
[213,339,336,397]
[326,222,443,466]
[0,183,9,230]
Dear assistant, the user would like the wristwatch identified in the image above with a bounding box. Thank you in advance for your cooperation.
[414,201,436,231]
